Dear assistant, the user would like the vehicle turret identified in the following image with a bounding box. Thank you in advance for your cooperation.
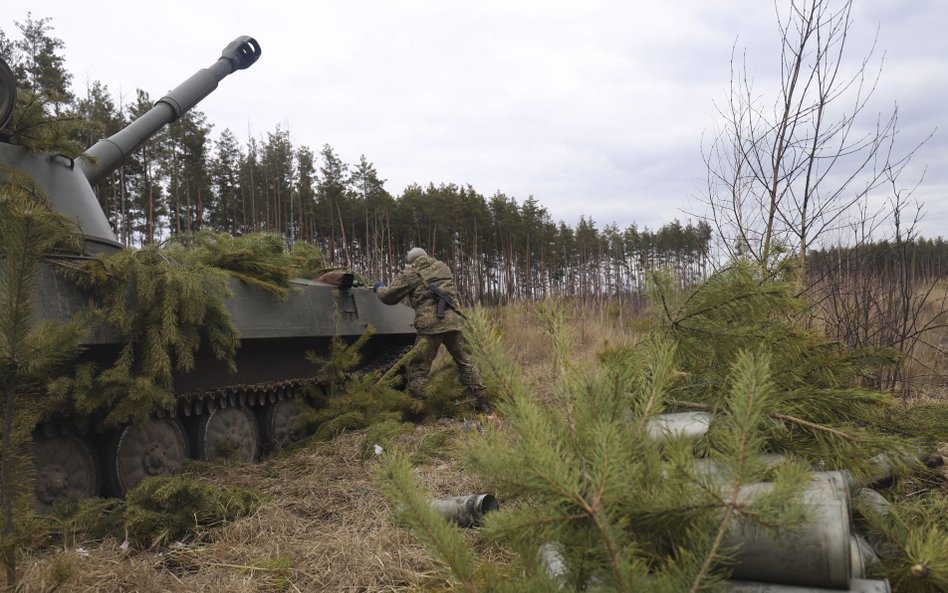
[0,36,260,253]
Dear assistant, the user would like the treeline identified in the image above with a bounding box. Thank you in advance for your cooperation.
[808,238,948,282]
[1,15,711,304]
[804,237,948,392]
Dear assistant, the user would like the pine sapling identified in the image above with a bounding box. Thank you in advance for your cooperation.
[384,303,811,592]
[0,170,87,591]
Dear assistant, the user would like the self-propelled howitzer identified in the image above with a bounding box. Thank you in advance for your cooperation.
[0,38,415,504]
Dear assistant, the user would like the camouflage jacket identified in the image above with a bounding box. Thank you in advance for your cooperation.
[376,255,462,334]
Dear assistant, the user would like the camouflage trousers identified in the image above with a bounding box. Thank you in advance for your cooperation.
[406,331,486,400]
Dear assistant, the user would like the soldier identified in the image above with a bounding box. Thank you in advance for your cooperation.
[373,247,491,414]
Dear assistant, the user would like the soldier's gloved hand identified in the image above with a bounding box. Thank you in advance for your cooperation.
[373,281,384,292]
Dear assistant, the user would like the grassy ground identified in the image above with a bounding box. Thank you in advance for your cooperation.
[18,302,638,593]
[24,295,947,593]
[23,428,462,592]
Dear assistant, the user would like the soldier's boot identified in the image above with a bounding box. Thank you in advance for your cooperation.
[404,396,426,423]
[404,377,428,421]
[471,388,492,415]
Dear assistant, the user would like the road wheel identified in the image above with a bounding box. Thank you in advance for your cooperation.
[194,406,259,462]
[260,399,309,449]
[34,434,100,513]
[106,417,188,496]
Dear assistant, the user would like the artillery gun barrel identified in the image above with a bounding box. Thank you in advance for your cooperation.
[81,36,260,185]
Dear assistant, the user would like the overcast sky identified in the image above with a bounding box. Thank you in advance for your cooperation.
[3,0,945,238]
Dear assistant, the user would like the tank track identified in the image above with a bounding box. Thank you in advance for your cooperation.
[33,343,413,506]
[353,343,413,376]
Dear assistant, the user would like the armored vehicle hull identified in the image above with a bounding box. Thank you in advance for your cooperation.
[33,269,415,500]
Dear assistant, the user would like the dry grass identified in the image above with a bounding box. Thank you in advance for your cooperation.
[806,274,948,399]
[17,301,644,592]
[18,296,948,591]
[490,299,646,403]
[21,425,483,593]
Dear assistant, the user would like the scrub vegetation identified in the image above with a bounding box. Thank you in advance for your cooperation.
[7,294,948,593]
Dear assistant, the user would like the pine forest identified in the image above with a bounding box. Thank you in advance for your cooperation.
[0,15,712,306]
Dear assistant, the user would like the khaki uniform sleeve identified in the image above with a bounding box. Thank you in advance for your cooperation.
[376,267,421,305]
